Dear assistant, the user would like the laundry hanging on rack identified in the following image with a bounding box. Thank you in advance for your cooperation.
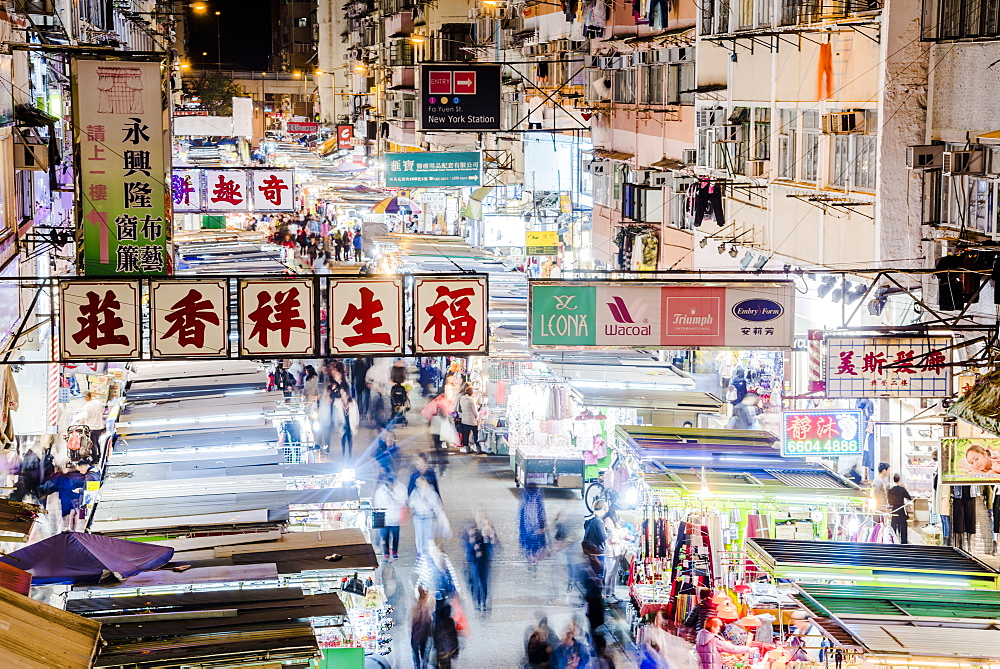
[690,177,725,227]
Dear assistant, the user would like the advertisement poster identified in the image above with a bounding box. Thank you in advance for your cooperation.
[72,58,170,276]
[526,231,558,255]
[781,411,863,457]
[419,64,501,131]
[941,438,1000,484]
[529,281,794,349]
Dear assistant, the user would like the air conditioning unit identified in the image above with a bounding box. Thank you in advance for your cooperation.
[943,150,985,176]
[746,160,769,178]
[583,55,599,68]
[681,148,698,164]
[598,56,613,69]
[608,56,624,69]
[650,172,671,188]
[696,107,724,128]
[629,169,651,185]
[631,52,644,67]
[587,160,609,175]
[660,47,692,63]
[821,111,866,134]
[552,39,571,52]
[906,145,944,170]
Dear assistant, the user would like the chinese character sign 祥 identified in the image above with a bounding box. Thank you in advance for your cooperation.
[329,279,404,356]
[825,337,952,397]
[238,279,316,357]
[72,59,170,276]
[149,280,229,358]
[781,410,863,457]
[413,276,488,355]
[59,281,140,360]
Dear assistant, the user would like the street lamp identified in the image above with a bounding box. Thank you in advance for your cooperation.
[214,11,221,70]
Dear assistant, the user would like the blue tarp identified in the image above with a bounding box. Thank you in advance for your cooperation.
[0,532,174,585]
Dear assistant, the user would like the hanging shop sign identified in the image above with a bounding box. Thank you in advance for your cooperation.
[204,169,249,212]
[171,169,202,212]
[337,124,354,150]
[529,280,794,349]
[149,279,229,358]
[781,410,863,457]
[384,152,482,188]
[941,437,1000,484]
[413,276,489,355]
[59,281,141,361]
[824,337,952,398]
[250,170,295,211]
[71,58,170,276]
[419,64,501,132]
[328,278,404,356]
[238,279,317,357]
[43,275,487,361]
[287,121,318,134]
[526,231,559,255]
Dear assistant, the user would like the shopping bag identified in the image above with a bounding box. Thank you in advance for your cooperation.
[439,418,460,445]
[451,597,471,637]
[436,510,452,541]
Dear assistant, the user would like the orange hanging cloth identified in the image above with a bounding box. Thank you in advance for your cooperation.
[817,41,834,100]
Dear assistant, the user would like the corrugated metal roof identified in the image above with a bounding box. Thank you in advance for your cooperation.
[846,623,1000,660]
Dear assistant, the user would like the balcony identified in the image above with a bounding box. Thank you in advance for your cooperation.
[703,0,882,37]
[386,11,413,37]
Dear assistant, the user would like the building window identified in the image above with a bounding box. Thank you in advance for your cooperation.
[641,65,665,105]
[613,68,635,104]
[777,109,798,180]
[801,111,820,183]
[829,110,877,191]
[927,0,1000,40]
[293,42,313,53]
[296,17,309,27]
[753,107,770,160]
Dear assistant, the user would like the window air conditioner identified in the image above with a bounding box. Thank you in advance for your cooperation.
[905,145,944,170]
[821,111,866,134]
[696,107,724,128]
[631,52,644,67]
[943,150,985,176]
[629,169,651,185]
[598,56,613,69]
[650,172,671,188]
[584,55,599,68]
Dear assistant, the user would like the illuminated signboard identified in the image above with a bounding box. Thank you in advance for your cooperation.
[781,410,863,457]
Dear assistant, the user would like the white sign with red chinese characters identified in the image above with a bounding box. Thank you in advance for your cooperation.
[171,169,202,212]
[59,281,141,361]
[238,279,315,357]
[329,278,404,356]
[150,279,229,358]
[825,336,953,398]
[413,276,488,355]
[251,170,295,212]
[204,169,249,212]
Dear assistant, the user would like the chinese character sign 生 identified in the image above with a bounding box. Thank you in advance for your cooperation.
[72,59,170,276]
[329,278,404,356]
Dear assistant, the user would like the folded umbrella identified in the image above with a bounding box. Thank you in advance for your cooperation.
[0,532,174,585]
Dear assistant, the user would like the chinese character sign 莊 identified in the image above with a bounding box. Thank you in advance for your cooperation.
[59,281,141,360]
[72,59,170,276]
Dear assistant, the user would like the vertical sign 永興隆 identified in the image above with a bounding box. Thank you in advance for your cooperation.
[72,59,170,276]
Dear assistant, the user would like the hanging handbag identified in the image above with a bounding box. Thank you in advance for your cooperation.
[372,510,386,529]
[342,572,367,596]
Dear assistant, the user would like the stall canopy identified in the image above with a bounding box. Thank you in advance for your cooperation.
[747,538,1000,590]
[793,584,1000,621]
[618,425,782,461]
[0,532,174,585]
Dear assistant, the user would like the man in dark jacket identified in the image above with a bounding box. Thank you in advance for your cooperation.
[887,473,913,543]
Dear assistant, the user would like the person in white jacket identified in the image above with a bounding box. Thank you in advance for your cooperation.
[372,473,408,560]
[409,475,445,556]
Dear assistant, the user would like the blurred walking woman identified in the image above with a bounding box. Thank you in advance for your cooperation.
[336,389,360,458]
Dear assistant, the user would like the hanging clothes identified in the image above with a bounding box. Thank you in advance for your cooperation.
[693,179,725,227]
[817,41,834,100]
[647,0,670,29]
[952,485,979,535]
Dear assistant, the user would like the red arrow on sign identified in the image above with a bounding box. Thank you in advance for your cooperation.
[85,209,110,264]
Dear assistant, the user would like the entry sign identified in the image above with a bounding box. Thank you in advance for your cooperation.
[529,280,794,349]
[329,278,404,356]
[419,64,501,131]
[825,337,952,398]
[413,276,488,355]
[238,279,316,357]
[59,280,141,361]
[781,411,863,457]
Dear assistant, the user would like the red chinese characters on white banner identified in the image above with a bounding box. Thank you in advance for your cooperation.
[59,281,140,360]
[413,276,488,355]
[238,279,315,357]
[328,279,404,356]
[150,280,229,358]
[251,170,295,211]
[205,170,248,212]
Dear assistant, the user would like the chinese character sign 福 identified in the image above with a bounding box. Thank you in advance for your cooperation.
[413,276,488,355]
[238,279,316,357]
[781,410,863,457]
[150,280,229,358]
[329,279,404,356]
[72,59,170,276]
[59,281,141,360]
[825,337,952,398]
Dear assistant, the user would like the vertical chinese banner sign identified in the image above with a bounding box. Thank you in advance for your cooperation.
[72,59,170,276]
[238,279,316,358]
[59,280,141,361]
[413,276,488,355]
[329,278,404,356]
[150,279,229,358]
